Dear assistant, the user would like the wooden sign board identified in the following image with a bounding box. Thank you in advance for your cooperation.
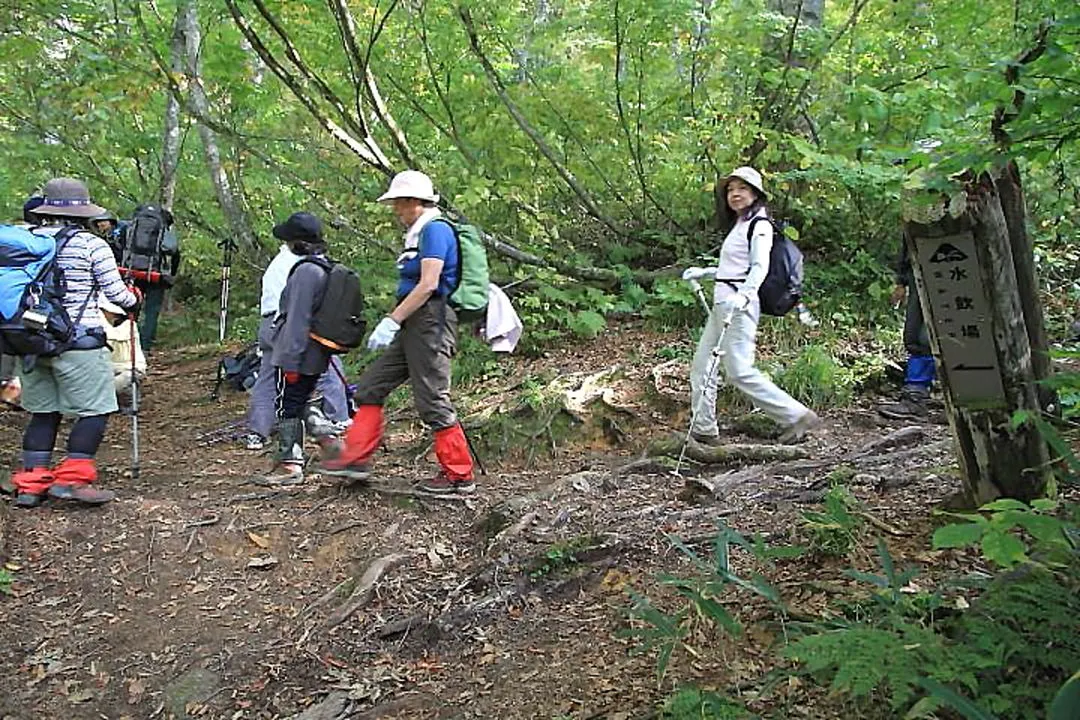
[913,232,1006,407]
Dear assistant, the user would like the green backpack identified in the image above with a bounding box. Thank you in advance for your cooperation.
[437,218,489,322]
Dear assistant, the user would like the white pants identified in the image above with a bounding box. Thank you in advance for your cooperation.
[689,303,808,436]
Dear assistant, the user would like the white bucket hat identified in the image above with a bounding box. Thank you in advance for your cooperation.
[376,170,440,204]
[722,166,767,200]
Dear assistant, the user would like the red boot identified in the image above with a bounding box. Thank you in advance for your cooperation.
[48,458,115,505]
[319,405,383,480]
[12,467,53,508]
[418,424,475,495]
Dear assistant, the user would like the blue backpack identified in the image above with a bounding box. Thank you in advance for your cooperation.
[0,225,89,357]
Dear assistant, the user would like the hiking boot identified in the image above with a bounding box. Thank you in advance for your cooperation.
[47,484,116,505]
[14,492,45,508]
[243,433,265,451]
[417,471,476,496]
[316,435,344,461]
[690,431,723,447]
[256,462,304,486]
[877,386,930,421]
[318,458,372,481]
[12,467,53,508]
[47,458,115,505]
[778,410,822,444]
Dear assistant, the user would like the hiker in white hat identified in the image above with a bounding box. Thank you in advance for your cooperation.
[681,166,821,445]
[323,169,476,495]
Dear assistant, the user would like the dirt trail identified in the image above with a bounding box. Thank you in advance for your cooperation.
[0,326,959,719]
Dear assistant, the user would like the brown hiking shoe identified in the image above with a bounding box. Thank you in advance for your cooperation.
[417,472,476,495]
[47,483,116,505]
[690,432,723,447]
[877,387,930,421]
[256,462,304,486]
[319,457,372,481]
[778,410,822,444]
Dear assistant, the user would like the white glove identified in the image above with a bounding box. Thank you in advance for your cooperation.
[681,266,713,282]
[367,317,401,350]
[721,293,751,315]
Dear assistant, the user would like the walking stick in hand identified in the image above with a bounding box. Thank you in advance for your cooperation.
[129,298,141,479]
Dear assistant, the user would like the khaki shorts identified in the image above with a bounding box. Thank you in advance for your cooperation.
[18,347,119,416]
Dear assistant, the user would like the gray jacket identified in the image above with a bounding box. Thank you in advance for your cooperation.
[270,258,332,376]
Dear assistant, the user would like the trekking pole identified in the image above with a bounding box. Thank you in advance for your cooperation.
[674,304,737,477]
[217,237,237,343]
[688,279,711,315]
[128,306,141,479]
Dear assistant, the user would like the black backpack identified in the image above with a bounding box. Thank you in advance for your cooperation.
[212,342,262,398]
[748,217,804,317]
[0,226,96,357]
[122,205,178,276]
[291,257,366,353]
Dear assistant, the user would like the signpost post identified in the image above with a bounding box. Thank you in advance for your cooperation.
[904,169,1051,504]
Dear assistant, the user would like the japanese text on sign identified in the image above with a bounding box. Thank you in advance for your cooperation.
[915,232,1005,406]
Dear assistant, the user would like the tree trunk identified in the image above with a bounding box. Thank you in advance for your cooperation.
[179,0,259,255]
[993,161,1056,413]
[158,7,185,210]
[903,170,1050,504]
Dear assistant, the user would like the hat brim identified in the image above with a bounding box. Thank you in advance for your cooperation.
[35,202,108,218]
[272,223,323,243]
[376,190,440,204]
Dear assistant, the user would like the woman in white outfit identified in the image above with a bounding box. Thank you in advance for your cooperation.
[683,166,820,444]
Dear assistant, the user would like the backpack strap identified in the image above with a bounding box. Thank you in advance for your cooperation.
[57,227,101,337]
[287,255,333,278]
[716,216,773,289]
[428,218,462,295]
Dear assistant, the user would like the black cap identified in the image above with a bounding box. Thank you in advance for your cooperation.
[22,196,45,224]
[272,212,323,243]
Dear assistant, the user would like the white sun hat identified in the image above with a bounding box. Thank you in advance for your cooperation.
[376,170,440,204]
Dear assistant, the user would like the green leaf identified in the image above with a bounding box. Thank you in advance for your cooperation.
[932,522,985,549]
[979,499,1029,512]
[1031,498,1058,512]
[979,530,1027,567]
[917,678,998,720]
[1050,670,1080,720]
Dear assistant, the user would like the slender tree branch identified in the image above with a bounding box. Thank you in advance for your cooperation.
[249,0,378,157]
[324,0,416,167]
[458,6,625,237]
[222,0,391,172]
[991,19,1052,148]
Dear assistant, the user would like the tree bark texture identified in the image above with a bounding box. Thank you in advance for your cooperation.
[158,7,184,210]
[992,162,1055,412]
[179,0,260,255]
[903,172,1050,503]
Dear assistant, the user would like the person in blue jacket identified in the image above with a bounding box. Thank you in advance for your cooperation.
[322,170,474,495]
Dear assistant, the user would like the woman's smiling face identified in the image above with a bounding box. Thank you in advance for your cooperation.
[726,177,757,214]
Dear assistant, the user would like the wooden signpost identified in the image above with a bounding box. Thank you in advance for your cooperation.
[903,167,1052,504]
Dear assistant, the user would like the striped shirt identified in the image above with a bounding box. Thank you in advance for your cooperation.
[36,224,138,331]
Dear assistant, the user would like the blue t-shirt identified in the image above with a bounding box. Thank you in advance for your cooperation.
[396,219,460,299]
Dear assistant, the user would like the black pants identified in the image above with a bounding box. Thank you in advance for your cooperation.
[903,281,931,357]
[275,372,318,421]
